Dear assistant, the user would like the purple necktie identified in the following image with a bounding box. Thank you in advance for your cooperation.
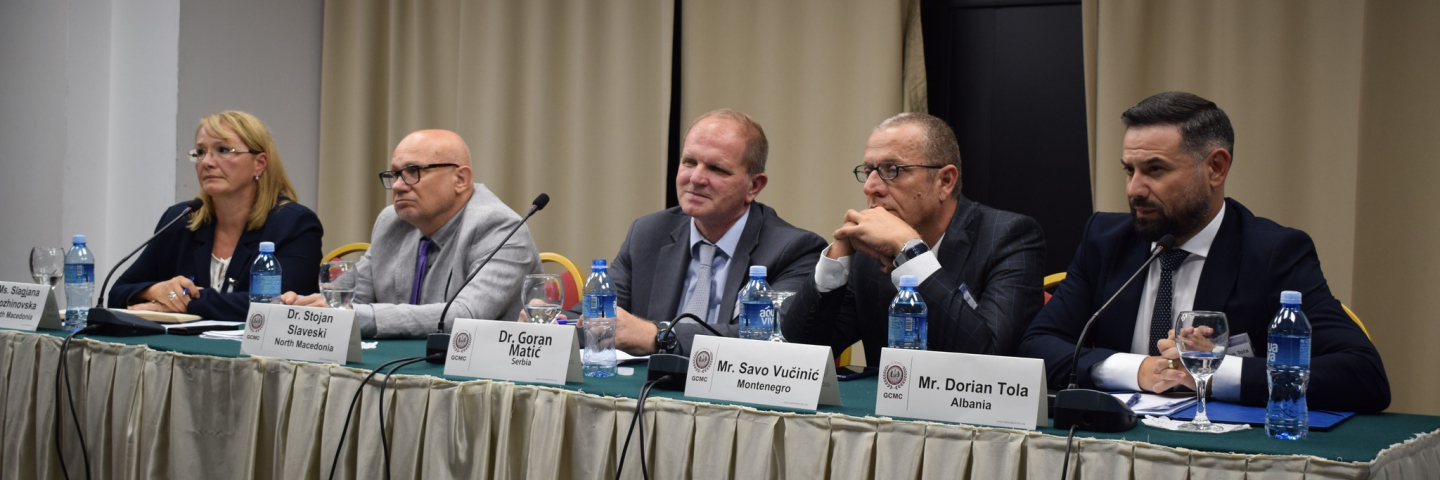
[410,237,434,305]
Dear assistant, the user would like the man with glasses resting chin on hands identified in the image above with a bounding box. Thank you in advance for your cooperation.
[782,113,1046,367]
[282,129,540,338]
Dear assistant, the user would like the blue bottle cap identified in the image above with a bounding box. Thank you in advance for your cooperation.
[259,241,275,253]
[592,259,607,270]
[749,265,767,277]
[72,234,86,244]
[899,275,919,288]
[1280,290,1302,305]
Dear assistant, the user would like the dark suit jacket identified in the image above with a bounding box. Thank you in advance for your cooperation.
[1019,198,1390,412]
[785,196,1046,365]
[610,202,826,353]
[108,199,324,321]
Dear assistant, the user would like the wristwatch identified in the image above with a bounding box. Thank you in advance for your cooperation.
[892,238,929,268]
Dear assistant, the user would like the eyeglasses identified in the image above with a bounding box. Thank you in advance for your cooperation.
[188,146,259,162]
[852,161,944,182]
[378,163,460,189]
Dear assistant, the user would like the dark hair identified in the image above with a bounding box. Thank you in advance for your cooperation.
[1121,91,1235,161]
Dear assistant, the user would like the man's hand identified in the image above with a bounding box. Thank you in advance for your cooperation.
[833,207,922,268]
[280,292,330,308]
[1142,329,1197,392]
[614,306,659,356]
[137,276,201,312]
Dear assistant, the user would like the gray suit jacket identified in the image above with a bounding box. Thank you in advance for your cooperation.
[785,196,1046,365]
[354,184,541,338]
[611,202,826,353]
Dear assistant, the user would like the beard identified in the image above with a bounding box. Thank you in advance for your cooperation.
[1130,179,1212,243]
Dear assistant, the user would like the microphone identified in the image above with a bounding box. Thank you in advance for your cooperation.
[425,193,549,363]
[647,313,726,390]
[87,198,205,336]
[1053,233,1175,432]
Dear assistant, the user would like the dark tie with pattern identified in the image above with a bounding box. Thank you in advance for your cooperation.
[1148,248,1192,356]
[409,237,435,305]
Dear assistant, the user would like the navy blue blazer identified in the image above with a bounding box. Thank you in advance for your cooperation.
[1019,198,1389,412]
[108,199,324,321]
[785,196,1046,365]
[610,201,826,354]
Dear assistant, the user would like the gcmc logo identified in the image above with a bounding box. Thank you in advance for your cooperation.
[452,331,472,353]
[247,313,266,332]
[883,362,908,390]
[692,348,713,373]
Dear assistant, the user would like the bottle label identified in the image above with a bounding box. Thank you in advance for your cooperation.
[64,264,95,283]
[251,273,282,296]
[1266,334,1311,367]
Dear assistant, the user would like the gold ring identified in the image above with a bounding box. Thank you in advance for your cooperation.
[1167,359,1176,370]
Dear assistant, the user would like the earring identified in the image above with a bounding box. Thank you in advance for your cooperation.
[253,175,260,181]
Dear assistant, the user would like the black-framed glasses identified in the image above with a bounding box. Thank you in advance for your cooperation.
[852,161,944,182]
[188,146,259,162]
[378,163,460,189]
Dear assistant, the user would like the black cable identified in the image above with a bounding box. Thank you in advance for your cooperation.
[377,356,433,480]
[53,326,98,480]
[1060,424,1078,480]
[615,375,669,480]
[327,356,422,480]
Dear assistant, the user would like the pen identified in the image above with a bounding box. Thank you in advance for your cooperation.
[183,276,194,295]
[1126,392,1142,408]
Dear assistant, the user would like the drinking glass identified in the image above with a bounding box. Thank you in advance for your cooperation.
[318,261,358,309]
[1175,310,1230,432]
[767,290,795,342]
[522,274,563,324]
[30,247,64,287]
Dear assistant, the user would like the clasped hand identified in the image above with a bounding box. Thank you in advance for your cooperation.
[830,207,921,273]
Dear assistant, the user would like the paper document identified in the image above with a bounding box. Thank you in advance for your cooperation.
[162,320,242,331]
[617,351,649,365]
[201,329,246,341]
[1112,392,1198,416]
[123,309,202,323]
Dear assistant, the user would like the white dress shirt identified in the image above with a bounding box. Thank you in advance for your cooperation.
[1092,203,1245,401]
[815,234,944,292]
[679,209,749,324]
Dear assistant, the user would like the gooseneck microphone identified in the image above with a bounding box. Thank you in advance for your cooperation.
[425,193,549,363]
[1053,234,1176,433]
[87,198,206,337]
[647,312,726,390]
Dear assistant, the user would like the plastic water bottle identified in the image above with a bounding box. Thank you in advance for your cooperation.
[249,242,282,304]
[1266,290,1311,440]
[738,266,774,340]
[888,275,928,350]
[581,259,617,377]
[63,235,95,332]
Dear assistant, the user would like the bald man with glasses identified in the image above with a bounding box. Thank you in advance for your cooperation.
[782,113,1046,366]
[284,129,540,337]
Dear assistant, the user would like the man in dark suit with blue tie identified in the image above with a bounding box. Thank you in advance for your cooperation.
[783,113,1047,366]
[610,109,826,355]
[1019,91,1389,412]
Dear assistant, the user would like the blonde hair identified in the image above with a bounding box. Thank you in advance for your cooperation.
[689,109,768,174]
[187,111,299,231]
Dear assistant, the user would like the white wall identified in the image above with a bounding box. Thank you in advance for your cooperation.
[0,0,323,305]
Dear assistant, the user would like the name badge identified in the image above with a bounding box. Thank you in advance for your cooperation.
[684,336,840,410]
[874,348,1047,430]
[443,318,582,385]
[240,303,360,364]
[0,281,62,331]
[1227,332,1254,357]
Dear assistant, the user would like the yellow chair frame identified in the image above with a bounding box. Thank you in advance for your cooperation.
[321,242,370,266]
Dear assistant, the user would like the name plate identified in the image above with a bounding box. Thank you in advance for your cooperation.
[0,281,62,331]
[240,303,360,364]
[874,348,1046,430]
[443,318,581,385]
[684,336,840,410]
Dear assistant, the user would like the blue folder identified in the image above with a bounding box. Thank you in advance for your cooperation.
[1170,401,1355,431]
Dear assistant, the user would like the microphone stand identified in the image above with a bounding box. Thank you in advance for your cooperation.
[647,313,725,390]
[87,200,203,337]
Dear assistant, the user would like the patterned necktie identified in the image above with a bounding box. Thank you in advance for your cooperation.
[409,237,434,305]
[1148,248,1192,356]
[681,242,717,323]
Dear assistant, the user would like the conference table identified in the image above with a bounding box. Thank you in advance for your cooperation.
[1,328,1435,480]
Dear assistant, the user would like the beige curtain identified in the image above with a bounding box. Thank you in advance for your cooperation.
[318,0,674,268]
[1082,0,1440,416]
[680,0,913,241]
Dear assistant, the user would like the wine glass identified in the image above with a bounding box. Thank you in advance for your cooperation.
[318,261,357,309]
[522,274,563,324]
[767,290,795,342]
[30,247,64,288]
[1175,310,1230,432]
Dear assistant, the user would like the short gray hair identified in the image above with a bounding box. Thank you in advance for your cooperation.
[689,108,768,174]
[875,112,962,197]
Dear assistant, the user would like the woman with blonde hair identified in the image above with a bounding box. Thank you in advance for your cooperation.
[110,111,323,320]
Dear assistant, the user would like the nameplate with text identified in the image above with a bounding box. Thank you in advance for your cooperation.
[0,281,62,331]
[240,303,360,364]
[443,318,582,385]
[874,348,1046,429]
[684,336,840,410]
